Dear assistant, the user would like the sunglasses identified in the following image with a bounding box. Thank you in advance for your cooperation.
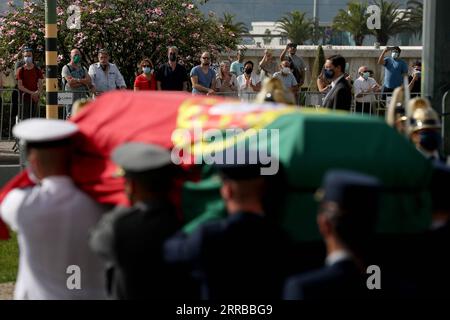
[201,57,210,60]
[142,65,151,68]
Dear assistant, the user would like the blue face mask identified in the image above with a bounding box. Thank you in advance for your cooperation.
[143,67,151,74]
[419,130,441,151]
[24,56,32,64]
[324,68,334,79]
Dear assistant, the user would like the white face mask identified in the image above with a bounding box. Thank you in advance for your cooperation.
[282,67,291,74]
[392,52,399,59]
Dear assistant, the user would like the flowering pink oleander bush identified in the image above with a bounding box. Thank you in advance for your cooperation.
[0,0,239,86]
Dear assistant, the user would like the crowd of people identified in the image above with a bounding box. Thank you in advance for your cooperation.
[0,43,424,120]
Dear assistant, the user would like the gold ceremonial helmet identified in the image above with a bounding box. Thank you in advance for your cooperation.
[255,77,296,105]
[407,98,441,135]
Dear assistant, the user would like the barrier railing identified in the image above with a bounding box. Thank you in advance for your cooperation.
[0,89,93,150]
[19,90,92,121]
[0,88,20,140]
[300,91,421,116]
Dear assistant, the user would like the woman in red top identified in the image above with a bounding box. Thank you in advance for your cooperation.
[134,58,157,91]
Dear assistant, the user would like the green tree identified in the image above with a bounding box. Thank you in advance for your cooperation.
[371,0,415,45]
[406,0,423,36]
[277,11,313,45]
[332,1,370,46]
[0,0,239,86]
[219,13,249,36]
[309,45,325,91]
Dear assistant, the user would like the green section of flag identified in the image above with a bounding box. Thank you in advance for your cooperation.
[182,112,432,242]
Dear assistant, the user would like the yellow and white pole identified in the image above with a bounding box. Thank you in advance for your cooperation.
[45,0,58,119]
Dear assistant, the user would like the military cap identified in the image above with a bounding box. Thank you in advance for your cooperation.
[213,147,273,180]
[317,170,382,213]
[13,119,78,148]
[112,142,172,176]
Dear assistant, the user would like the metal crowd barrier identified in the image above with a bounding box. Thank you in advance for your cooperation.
[19,90,92,121]
[215,91,259,102]
[0,89,92,148]
[300,91,421,116]
[0,88,20,140]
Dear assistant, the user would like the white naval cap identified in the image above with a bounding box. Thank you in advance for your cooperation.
[13,119,79,143]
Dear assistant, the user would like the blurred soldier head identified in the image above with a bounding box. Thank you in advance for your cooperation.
[315,170,382,259]
[112,143,177,205]
[386,87,408,135]
[214,148,270,216]
[256,77,295,105]
[13,119,78,181]
[407,98,442,157]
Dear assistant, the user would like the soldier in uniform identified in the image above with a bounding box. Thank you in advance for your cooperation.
[419,163,450,297]
[283,170,382,300]
[164,149,293,300]
[407,98,445,162]
[0,119,107,300]
[89,142,181,299]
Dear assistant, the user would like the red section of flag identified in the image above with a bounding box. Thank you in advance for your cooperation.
[69,91,191,206]
[0,91,227,240]
[0,171,34,240]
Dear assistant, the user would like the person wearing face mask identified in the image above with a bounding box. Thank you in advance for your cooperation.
[17,47,44,119]
[408,61,422,94]
[377,46,408,98]
[133,58,157,91]
[236,61,261,100]
[88,49,127,96]
[407,98,445,162]
[320,55,352,110]
[156,46,188,91]
[0,119,107,299]
[61,49,93,118]
[190,51,217,95]
[273,60,298,95]
[353,65,380,114]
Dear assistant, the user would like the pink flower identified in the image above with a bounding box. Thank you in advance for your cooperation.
[154,7,163,16]
[187,4,194,9]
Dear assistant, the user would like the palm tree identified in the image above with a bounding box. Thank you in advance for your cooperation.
[219,13,249,35]
[371,0,416,45]
[407,0,423,36]
[277,11,313,45]
[332,1,370,46]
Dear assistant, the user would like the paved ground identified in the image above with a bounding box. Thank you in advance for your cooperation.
[0,141,19,165]
[0,282,14,300]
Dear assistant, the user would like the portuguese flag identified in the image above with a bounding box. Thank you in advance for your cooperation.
[0,91,432,241]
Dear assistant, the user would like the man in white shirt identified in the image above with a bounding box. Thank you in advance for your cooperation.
[273,60,298,95]
[88,49,126,95]
[353,66,380,114]
[0,119,107,300]
[236,61,261,101]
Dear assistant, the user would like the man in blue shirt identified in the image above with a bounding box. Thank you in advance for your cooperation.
[190,51,216,95]
[377,46,408,95]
